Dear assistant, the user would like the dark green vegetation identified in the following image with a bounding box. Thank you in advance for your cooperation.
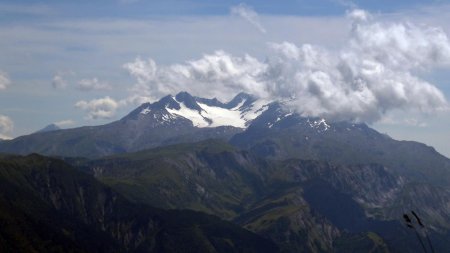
[0,154,278,253]
[75,140,450,253]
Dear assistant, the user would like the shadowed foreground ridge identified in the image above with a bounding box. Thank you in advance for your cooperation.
[75,140,450,253]
[0,153,278,253]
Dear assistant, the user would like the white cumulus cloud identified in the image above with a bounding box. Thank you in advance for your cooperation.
[0,115,13,139]
[123,51,267,102]
[75,97,119,120]
[0,71,11,90]
[347,8,370,23]
[231,3,266,34]
[123,9,450,123]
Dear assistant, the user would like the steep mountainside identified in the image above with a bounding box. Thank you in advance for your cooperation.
[74,140,450,253]
[0,154,278,253]
[230,102,450,186]
[35,123,61,133]
[2,91,449,188]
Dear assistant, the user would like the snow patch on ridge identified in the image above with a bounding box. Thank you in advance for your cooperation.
[134,94,274,129]
[231,100,246,110]
[241,99,270,123]
[198,102,246,128]
[162,96,272,128]
[140,107,151,115]
[307,118,331,132]
[166,102,209,127]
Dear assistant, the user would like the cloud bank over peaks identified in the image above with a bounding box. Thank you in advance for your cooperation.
[123,51,267,102]
[0,115,13,139]
[121,8,449,123]
[348,9,450,70]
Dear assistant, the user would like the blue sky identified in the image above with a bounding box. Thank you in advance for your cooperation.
[0,0,443,20]
[1,0,450,156]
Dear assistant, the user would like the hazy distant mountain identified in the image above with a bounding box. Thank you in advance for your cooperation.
[35,123,61,133]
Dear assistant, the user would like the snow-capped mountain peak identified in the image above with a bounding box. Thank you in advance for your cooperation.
[126,92,352,135]
[124,92,271,129]
[167,92,271,128]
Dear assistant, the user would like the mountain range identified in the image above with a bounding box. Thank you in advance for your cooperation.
[1,91,450,252]
[0,92,260,157]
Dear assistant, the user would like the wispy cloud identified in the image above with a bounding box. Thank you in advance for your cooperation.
[231,3,266,34]
[52,72,111,92]
[0,115,13,139]
[0,71,11,90]
[52,72,69,89]
[378,112,430,127]
[53,119,75,128]
[332,0,357,9]
[76,78,111,91]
